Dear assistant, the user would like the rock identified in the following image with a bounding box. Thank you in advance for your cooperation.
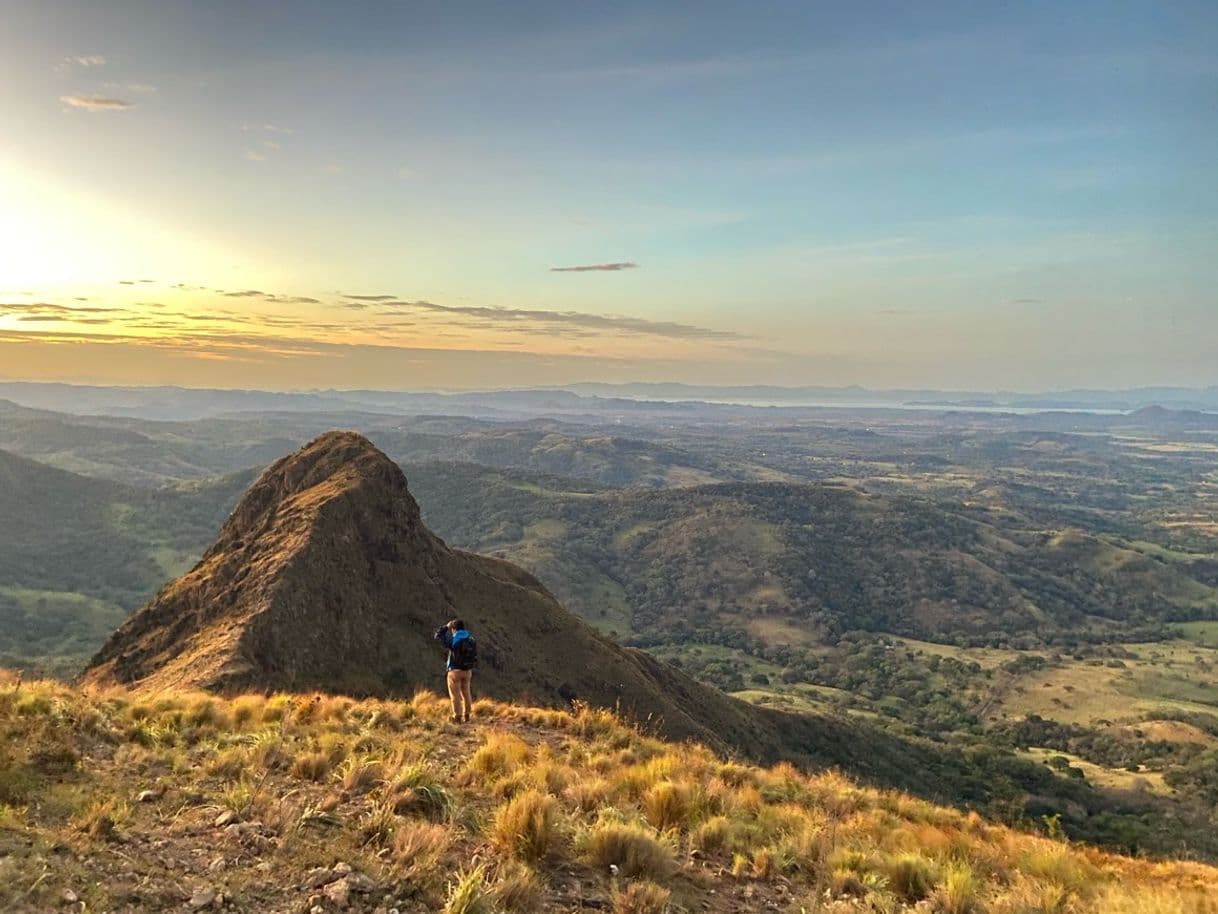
[302,867,336,890]
[189,887,217,909]
[346,873,376,893]
[310,907,324,914]
[324,879,351,909]
[62,889,79,904]
[136,789,160,803]
[213,810,238,828]
[255,861,272,874]
[208,856,226,872]
[333,861,353,876]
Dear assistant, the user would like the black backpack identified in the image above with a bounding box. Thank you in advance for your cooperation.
[451,635,478,670]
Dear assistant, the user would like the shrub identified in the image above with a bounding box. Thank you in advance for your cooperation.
[613,880,671,914]
[580,822,674,880]
[490,790,560,862]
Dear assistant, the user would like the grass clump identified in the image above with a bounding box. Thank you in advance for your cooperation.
[392,820,452,873]
[641,780,692,832]
[887,851,939,903]
[388,761,453,821]
[490,789,560,862]
[934,860,981,914]
[468,732,530,781]
[486,861,544,912]
[612,880,672,914]
[289,749,331,782]
[579,821,674,880]
[443,864,493,914]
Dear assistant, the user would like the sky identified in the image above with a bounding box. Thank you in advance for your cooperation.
[0,0,1215,391]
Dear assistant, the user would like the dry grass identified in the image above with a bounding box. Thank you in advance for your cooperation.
[579,821,675,880]
[489,789,561,862]
[613,880,672,914]
[0,673,1215,914]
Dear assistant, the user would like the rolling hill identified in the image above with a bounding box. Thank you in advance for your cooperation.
[402,463,1218,648]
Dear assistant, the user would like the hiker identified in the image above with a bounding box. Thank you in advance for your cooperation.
[434,617,477,723]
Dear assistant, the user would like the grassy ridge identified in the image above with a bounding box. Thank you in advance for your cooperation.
[1,672,1215,914]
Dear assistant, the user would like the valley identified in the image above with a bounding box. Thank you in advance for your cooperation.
[0,387,1216,861]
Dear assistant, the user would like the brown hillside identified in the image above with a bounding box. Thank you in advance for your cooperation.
[82,432,782,752]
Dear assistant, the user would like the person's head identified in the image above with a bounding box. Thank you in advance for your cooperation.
[449,618,466,632]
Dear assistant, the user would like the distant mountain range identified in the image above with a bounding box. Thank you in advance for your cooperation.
[1,380,1216,421]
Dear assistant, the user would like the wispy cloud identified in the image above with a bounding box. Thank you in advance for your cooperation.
[550,261,639,273]
[244,149,268,162]
[67,55,107,68]
[343,294,398,302]
[374,299,740,341]
[242,123,293,134]
[60,94,134,111]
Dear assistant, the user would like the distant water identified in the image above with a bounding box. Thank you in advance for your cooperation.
[646,396,1131,415]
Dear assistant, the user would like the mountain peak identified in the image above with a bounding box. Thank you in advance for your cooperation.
[80,433,774,753]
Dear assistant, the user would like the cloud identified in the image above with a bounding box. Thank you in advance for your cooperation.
[343,294,398,301]
[243,123,293,134]
[244,149,268,162]
[60,94,134,111]
[549,261,639,273]
[222,289,266,298]
[373,299,741,341]
[69,55,107,67]
[126,82,157,94]
[397,165,417,179]
[271,295,321,305]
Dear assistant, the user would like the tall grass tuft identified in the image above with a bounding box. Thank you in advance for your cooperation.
[490,789,560,862]
[579,822,674,880]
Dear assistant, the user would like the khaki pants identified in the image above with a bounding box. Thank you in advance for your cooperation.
[447,669,473,721]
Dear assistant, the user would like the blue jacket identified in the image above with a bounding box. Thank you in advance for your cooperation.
[435,626,472,671]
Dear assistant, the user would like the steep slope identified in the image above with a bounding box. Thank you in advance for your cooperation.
[80,433,793,754]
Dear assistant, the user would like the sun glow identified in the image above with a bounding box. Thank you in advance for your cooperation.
[0,159,271,295]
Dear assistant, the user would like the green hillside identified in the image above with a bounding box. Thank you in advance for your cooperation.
[0,449,250,674]
[403,462,1218,648]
